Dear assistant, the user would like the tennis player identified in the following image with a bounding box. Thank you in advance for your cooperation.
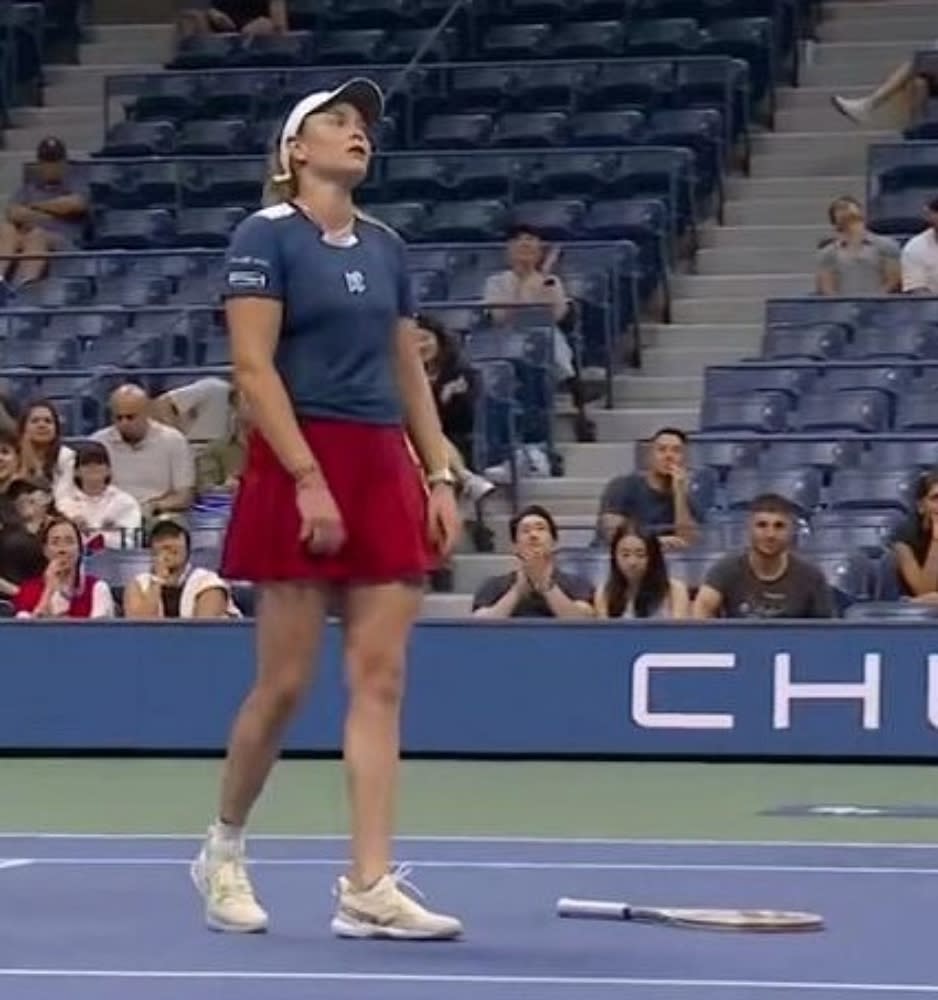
[190,77,463,940]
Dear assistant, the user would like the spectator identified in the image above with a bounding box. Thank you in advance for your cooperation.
[832,56,934,127]
[18,399,74,492]
[152,376,236,445]
[597,427,701,550]
[91,384,195,519]
[55,440,142,550]
[483,225,597,443]
[0,384,17,434]
[692,494,835,620]
[594,523,689,619]
[178,0,287,38]
[123,518,239,620]
[900,196,938,294]
[0,426,20,498]
[816,196,900,296]
[472,504,594,619]
[890,470,938,603]
[0,478,49,596]
[413,313,495,505]
[13,515,114,619]
[195,390,250,495]
[0,137,88,288]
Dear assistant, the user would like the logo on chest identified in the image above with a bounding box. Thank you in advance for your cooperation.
[344,270,367,295]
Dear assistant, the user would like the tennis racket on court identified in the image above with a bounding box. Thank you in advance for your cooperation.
[557,897,823,932]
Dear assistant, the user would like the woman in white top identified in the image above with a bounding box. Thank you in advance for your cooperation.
[123,517,239,619]
[18,399,74,493]
[595,523,689,620]
[55,440,142,549]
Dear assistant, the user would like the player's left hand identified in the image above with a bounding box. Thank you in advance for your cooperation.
[427,483,461,557]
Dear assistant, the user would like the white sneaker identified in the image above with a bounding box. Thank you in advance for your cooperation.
[462,472,497,504]
[190,828,269,933]
[331,866,463,940]
[831,95,871,125]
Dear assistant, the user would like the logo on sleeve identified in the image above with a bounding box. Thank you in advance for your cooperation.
[344,270,367,295]
[228,269,268,290]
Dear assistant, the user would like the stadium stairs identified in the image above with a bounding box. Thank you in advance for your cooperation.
[438,0,927,615]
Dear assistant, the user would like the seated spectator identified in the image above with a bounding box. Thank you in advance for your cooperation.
[890,470,938,603]
[91,384,195,520]
[901,196,938,294]
[0,384,17,434]
[483,225,597,443]
[18,399,74,492]
[597,427,701,550]
[816,196,900,296]
[153,376,236,445]
[472,504,594,619]
[414,313,495,505]
[0,426,20,499]
[832,53,934,127]
[55,441,142,550]
[123,518,239,620]
[0,478,49,596]
[595,523,689,619]
[178,0,287,38]
[693,494,834,620]
[0,137,88,288]
[195,390,249,495]
[13,515,114,619]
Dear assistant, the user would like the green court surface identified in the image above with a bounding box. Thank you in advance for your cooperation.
[0,758,935,840]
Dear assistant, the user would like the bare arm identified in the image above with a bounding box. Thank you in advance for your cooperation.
[192,587,230,619]
[472,577,525,619]
[692,583,723,620]
[668,579,690,619]
[394,318,449,477]
[122,578,161,620]
[269,0,288,31]
[541,583,594,619]
[894,541,938,597]
[32,194,87,218]
[816,266,838,296]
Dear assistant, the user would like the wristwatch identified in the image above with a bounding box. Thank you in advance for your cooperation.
[427,468,458,489]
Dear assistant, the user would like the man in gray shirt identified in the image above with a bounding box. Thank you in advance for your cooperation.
[815,196,900,296]
[693,494,834,620]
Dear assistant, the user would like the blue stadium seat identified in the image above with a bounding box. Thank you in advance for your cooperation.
[810,550,874,614]
[90,210,176,250]
[313,28,386,64]
[626,18,703,57]
[423,201,507,242]
[645,108,723,193]
[802,521,893,559]
[481,23,552,60]
[409,269,447,303]
[180,159,262,208]
[7,336,78,369]
[382,156,455,201]
[89,161,177,210]
[363,201,428,240]
[328,0,422,29]
[762,324,847,360]
[868,190,932,234]
[827,469,918,513]
[549,20,627,58]
[687,438,762,479]
[554,546,606,589]
[51,309,127,344]
[448,65,521,113]
[168,33,242,69]
[100,120,177,157]
[175,207,248,248]
[570,110,645,147]
[792,390,890,434]
[510,199,587,240]
[385,26,460,62]
[862,438,938,470]
[581,61,672,111]
[95,276,173,308]
[845,600,938,621]
[129,74,205,123]
[665,549,722,591]
[704,364,818,401]
[819,365,915,396]
[421,113,493,149]
[896,394,938,433]
[869,144,938,196]
[498,0,578,20]
[725,466,822,514]
[513,64,594,110]
[849,327,938,360]
[17,277,94,309]
[528,152,616,198]
[492,111,569,148]
[760,437,864,477]
[235,31,315,67]
[704,17,774,105]
[451,154,520,199]
[699,391,790,433]
[176,119,250,155]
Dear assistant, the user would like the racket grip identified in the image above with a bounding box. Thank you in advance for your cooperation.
[556,897,631,921]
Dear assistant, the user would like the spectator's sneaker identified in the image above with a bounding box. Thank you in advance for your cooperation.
[331,866,463,940]
[831,95,871,125]
[190,826,269,933]
[462,472,496,505]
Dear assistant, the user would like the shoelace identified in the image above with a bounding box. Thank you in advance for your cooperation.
[214,860,254,902]
[388,863,426,903]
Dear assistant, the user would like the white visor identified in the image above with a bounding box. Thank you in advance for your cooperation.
[273,77,384,182]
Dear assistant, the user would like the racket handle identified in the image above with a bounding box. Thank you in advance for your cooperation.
[557,897,632,921]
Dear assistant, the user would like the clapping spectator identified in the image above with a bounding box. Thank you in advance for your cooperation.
[890,470,938,604]
[123,518,239,620]
[693,494,834,620]
[91,384,195,521]
[900,196,938,294]
[0,137,88,289]
[414,314,495,505]
[472,504,594,619]
[18,399,74,493]
[595,523,689,619]
[13,515,114,619]
[55,441,142,550]
[816,197,900,296]
[597,427,701,550]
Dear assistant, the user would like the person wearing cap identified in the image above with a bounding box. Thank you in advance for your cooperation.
[901,196,938,295]
[0,136,88,288]
[191,78,463,941]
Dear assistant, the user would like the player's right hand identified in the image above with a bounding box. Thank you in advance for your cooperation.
[296,477,346,555]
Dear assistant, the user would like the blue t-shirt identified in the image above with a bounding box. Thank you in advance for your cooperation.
[221,203,415,424]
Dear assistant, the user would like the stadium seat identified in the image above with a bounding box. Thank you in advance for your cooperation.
[176,119,250,156]
[896,394,938,433]
[570,110,645,148]
[491,111,570,148]
[862,438,938,470]
[699,391,790,433]
[423,201,508,242]
[180,159,263,208]
[129,74,205,123]
[421,113,493,149]
[827,469,918,513]
[760,437,864,477]
[481,23,553,60]
[725,466,822,514]
[514,64,594,110]
[811,550,874,614]
[167,33,242,70]
[448,65,520,113]
[849,328,938,360]
[762,324,847,360]
[90,210,176,250]
[235,31,316,67]
[510,199,587,241]
[549,21,627,59]
[175,207,249,248]
[704,364,818,401]
[100,120,177,157]
[361,201,428,241]
[581,61,672,111]
[686,438,762,479]
[312,29,386,64]
[791,390,890,434]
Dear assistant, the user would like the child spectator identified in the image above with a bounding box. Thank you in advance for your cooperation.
[595,523,689,619]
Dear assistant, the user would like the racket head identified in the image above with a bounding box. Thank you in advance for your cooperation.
[636,906,824,932]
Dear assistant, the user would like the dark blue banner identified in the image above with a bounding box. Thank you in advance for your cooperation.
[2,621,938,757]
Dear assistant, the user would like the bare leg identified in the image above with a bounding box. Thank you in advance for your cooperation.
[341,581,421,888]
[0,222,22,281]
[218,581,329,825]
[241,17,275,36]
[833,60,930,125]
[14,228,52,287]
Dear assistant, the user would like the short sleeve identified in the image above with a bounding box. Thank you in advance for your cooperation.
[472,574,512,611]
[702,554,738,595]
[560,573,594,604]
[806,567,835,619]
[876,235,901,261]
[816,243,837,268]
[901,240,928,292]
[599,474,637,517]
[222,213,285,300]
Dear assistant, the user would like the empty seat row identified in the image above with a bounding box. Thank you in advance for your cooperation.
[760,323,938,361]
[764,296,938,332]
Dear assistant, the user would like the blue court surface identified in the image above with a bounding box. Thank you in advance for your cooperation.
[1,833,937,998]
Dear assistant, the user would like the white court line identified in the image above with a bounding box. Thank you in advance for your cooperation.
[0,970,937,993]
[2,833,938,850]
[0,860,32,871]
[20,857,938,875]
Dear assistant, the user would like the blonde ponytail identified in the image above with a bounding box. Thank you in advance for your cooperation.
[261,147,298,207]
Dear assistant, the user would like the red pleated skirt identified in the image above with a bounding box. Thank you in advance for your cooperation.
[220,418,435,584]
